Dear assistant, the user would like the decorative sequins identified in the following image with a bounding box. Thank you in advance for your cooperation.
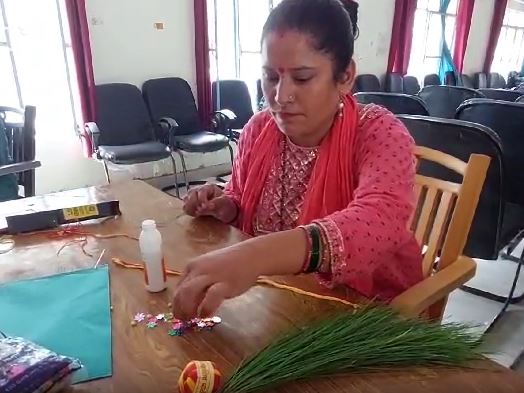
[131,311,222,336]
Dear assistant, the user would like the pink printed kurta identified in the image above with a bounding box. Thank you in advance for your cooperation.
[225,104,423,300]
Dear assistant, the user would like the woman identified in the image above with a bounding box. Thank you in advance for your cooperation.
[173,0,422,320]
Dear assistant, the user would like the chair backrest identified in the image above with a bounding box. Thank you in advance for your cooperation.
[456,98,524,206]
[418,85,484,118]
[459,74,474,89]
[409,146,489,319]
[444,71,456,86]
[399,115,504,259]
[256,79,263,109]
[385,73,403,93]
[95,83,154,146]
[403,76,421,95]
[354,74,381,92]
[410,146,489,275]
[142,77,202,135]
[355,93,429,115]
[0,106,37,196]
[478,88,523,102]
[488,72,507,88]
[423,74,440,87]
[212,80,254,129]
[473,72,488,88]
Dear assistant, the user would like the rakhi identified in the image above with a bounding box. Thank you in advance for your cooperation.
[111,257,359,308]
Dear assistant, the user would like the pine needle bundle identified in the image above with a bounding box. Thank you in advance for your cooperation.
[221,307,484,393]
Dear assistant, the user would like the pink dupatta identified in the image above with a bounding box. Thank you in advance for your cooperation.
[239,95,359,234]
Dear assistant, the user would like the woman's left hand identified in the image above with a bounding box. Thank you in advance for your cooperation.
[172,245,262,320]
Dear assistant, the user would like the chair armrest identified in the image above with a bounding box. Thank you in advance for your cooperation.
[0,160,41,176]
[211,109,237,135]
[159,117,179,129]
[390,255,476,318]
[157,117,180,145]
[84,122,101,152]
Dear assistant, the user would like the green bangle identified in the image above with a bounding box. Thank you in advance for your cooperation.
[306,225,321,273]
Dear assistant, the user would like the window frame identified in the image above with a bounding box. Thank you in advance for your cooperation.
[207,0,277,108]
[0,0,23,108]
[407,0,458,82]
[491,5,524,77]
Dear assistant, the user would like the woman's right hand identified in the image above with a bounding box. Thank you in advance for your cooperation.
[183,184,238,223]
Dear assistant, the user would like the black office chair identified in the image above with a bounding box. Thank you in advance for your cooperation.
[459,74,474,89]
[457,99,524,303]
[142,77,233,191]
[457,98,524,256]
[473,72,488,88]
[444,71,457,86]
[354,74,381,92]
[398,115,504,260]
[456,99,524,208]
[355,93,428,115]
[212,79,254,140]
[403,76,420,95]
[423,74,440,87]
[488,72,507,88]
[0,106,40,198]
[256,79,264,111]
[384,73,403,93]
[478,88,523,102]
[418,85,484,118]
[83,83,179,192]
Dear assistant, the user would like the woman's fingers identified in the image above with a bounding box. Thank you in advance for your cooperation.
[197,282,228,318]
[172,274,210,320]
[184,185,221,217]
[183,190,200,215]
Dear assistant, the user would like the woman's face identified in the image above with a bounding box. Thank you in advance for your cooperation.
[261,30,355,146]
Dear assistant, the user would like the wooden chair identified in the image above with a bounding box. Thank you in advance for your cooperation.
[391,146,490,320]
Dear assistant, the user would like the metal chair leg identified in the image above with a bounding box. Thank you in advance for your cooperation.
[216,144,236,184]
[103,160,111,184]
[169,152,180,198]
[227,143,235,166]
[175,150,189,192]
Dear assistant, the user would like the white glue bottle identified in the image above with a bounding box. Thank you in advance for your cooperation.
[139,219,166,292]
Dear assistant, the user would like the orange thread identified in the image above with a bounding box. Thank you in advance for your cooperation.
[111,257,358,308]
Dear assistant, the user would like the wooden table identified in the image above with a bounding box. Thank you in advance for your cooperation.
[1,180,523,393]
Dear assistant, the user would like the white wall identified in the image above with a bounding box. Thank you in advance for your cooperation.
[462,0,494,75]
[86,0,196,90]
[353,0,394,77]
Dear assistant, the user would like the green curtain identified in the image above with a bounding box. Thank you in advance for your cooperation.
[438,0,457,82]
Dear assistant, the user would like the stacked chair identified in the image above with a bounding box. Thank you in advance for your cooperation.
[355,93,428,115]
[418,86,484,118]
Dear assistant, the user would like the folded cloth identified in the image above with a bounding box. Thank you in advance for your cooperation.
[0,336,81,393]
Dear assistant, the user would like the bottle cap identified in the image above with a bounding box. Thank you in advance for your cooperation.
[142,219,157,229]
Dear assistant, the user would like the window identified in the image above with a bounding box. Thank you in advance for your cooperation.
[491,2,524,78]
[0,1,21,108]
[0,0,81,132]
[407,0,458,83]
[207,0,283,109]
